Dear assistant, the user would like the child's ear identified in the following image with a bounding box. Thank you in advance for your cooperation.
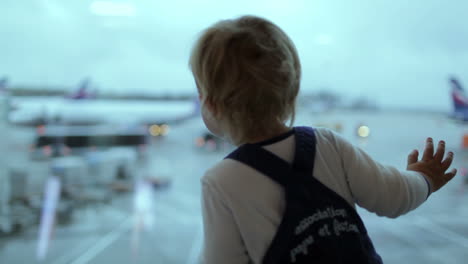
[205,98,220,117]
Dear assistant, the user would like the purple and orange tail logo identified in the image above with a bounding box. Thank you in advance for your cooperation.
[68,78,96,100]
[450,77,468,110]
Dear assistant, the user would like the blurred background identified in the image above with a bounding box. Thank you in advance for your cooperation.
[0,0,467,263]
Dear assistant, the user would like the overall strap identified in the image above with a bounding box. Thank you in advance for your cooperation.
[292,126,317,177]
[225,143,292,186]
[224,127,317,186]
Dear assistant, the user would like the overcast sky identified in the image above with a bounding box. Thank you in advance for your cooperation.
[1,0,467,110]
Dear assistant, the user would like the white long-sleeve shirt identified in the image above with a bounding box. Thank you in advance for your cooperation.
[201,127,430,264]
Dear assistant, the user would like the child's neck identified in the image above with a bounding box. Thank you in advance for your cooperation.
[246,124,291,145]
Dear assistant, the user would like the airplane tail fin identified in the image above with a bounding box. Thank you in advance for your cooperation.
[0,77,11,123]
[0,77,9,96]
[67,78,96,100]
[450,77,468,110]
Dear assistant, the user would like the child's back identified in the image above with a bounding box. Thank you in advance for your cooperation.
[189,15,457,264]
[201,127,431,263]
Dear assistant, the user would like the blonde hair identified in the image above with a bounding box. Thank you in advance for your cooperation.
[189,15,301,145]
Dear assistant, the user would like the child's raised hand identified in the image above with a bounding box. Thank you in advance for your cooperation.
[407,138,457,193]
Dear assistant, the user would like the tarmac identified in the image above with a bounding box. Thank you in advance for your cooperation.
[0,109,467,264]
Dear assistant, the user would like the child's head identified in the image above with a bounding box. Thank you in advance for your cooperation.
[189,15,301,145]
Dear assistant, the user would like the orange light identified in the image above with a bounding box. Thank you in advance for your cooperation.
[37,125,46,135]
[160,124,170,136]
[195,137,205,147]
[43,145,52,156]
[149,125,161,136]
[462,135,468,149]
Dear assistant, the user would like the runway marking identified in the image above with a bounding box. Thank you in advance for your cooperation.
[412,216,468,249]
[69,217,132,264]
[49,207,129,264]
[38,176,201,264]
[50,238,98,264]
[186,222,203,264]
[369,217,449,263]
[58,192,200,264]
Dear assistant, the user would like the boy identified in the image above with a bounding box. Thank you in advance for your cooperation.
[189,15,457,264]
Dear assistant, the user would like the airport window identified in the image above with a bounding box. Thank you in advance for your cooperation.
[0,1,466,264]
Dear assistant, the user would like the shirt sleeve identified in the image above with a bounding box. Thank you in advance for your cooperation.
[330,130,430,218]
[200,175,251,264]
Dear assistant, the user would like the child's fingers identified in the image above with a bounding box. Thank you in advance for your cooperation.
[433,141,445,163]
[422,137,434,161]
[407,149,419,166]
[441,152,454,171]
[444,168,457,182]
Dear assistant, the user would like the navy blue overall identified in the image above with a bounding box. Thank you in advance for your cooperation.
[225,126,383,264]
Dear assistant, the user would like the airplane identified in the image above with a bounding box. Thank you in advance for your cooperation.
[7,79,200,133]
[449,76,468,122]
